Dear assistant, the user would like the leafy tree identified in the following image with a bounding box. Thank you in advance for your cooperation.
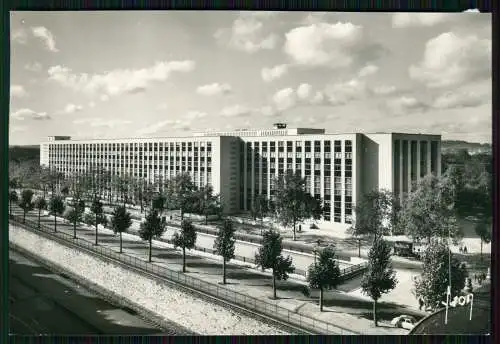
[34,196,47,229]
[133,177,146,213]
[48,196,65,232]
[9,190,18,216]
[139,210,166,262]
[307,246,341,311]
[196,185,221,225]
[61,185,70,198]
[414,240,468,311]
[172,219,198,272]
[90,198,106,245]
[475,221,491,261]
[19,189,35,223]
[113,174,132,207]
[361,237,397,326]
[255,229,295,299]
[213,219,236,284]
[111,206,132,253]
[348,189,399,257]
[170,173,197,220]
[143,182,155,211]
[397,174,462,244]
[151,194,167,216]
[271,171,323,241]
[251,194,270,235]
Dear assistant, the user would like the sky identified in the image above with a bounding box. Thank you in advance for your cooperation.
[9,10,492,145]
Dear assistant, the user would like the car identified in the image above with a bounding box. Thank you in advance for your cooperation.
[391,315,416,330]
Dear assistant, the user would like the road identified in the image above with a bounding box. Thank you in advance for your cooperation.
[9,249,172,335]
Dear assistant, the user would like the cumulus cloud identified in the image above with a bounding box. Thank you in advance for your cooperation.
[296,83,312,100]
[137,120,174,135]
[392,13,452,28]
[196,83,231,96]
[284,22,372,68]
[24,62,42,72]
[273,87,297,112]
[48,60,196,99]
[259,105,278,117]
[358,64,379,77]
[324,78,367,105]
[214,14,278,53]
[64,103,83,114]
[10,85,27,98]
[431,91,484,109]
[220,104,252,117]
[409,32,491,88]
[261,64,288,82]
[185,111,208,120]
[386,96,429,114]
[31,26,58,52]
[73,117,132,128]
[371,85,397,95]
[11,108,51,120]
[11,28,28,44]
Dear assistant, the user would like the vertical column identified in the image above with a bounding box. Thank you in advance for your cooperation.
[341,140,345,223]
[437,140,442,177]
[243,142,247,210]
[407,140,412,193]
[351,137,357,209]
[251,142,255,204]
[416,141,421,183]
[399,140,404,205]
[266,141,271,200]
[301,140,306,179]
[259,141,263,194]
[427,140,431,177]
[320,140,324,202]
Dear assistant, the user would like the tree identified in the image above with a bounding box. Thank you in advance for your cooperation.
[143,182,155,211]
[348,189,399,257]
[271,171,323,241]
[196,185,221,225]
[19,189,35,223]
[90,198,106,245]
[213,219,236,284]
[67,174,87,239]
[133,177,146,213]
[255,229,295,299]
[139,210,166,262]
[361,237,397,326]
[474,221,491,261]
[113,174,132,207]
[48,196,65,232]
[170,173,197,220]
[9,190,18,216]
[397,174,462,244]
[307,246,341,311]
[414,240,468,311]
[111,206,132,253]
[34,197,47,229]
[251,194,270,236]
[151,194,167,216]
[172,219,198,272]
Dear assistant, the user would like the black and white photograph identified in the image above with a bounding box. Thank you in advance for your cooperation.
[8,9,492,335]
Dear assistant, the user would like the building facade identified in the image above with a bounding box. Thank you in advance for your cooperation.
[40,127,441,231]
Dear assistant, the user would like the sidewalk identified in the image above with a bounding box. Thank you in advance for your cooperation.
[11,208,427,335]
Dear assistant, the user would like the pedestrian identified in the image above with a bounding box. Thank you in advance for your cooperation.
[459,246,463,254]
[474,274,477,282]
[463,246,468,254]
[418,297,424,311]
[298,224,302,232]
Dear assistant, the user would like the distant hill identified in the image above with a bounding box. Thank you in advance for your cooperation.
[441,140,491,155]
[9,145,40,164]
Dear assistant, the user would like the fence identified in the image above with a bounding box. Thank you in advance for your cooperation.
[9,215,359,335]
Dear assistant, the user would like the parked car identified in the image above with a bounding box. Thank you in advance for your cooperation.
[391,315,416,330]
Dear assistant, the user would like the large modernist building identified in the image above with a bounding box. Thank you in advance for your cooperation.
[40,124,441,231]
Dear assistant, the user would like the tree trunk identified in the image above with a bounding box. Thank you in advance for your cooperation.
[222,258,226,284]
[9,201,12,216]
[54,214,57,232]
[293,220,296,241]
[205,214,208,225]
[120,232,123,253]
[181,208,184,221]
[73,218,77,239]
[182,247,186,272]
[272,271,277,299]
[373,299,378,327]
[38,208,41,229]
[358,239,361,258]
[320,287,324,312]
[23,210,26,224]
[480,240,483,261]
[95,222,98,245]
[149,238,152,262]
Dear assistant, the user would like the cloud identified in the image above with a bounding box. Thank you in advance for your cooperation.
[24,62,43,72]
[48,60,196,99]
[409,32,491,88]
[185,111,208,120]
[259,105,278,117]
[11,28,28,44]
[324,78,367,105]
[296,83,312,100]
[392,13,452,28]
[196,83,231,96]
[358,64,379,77]
[272,87,297,112]
[284,22,374,68]
[371,85,397,95]
[214,14,278,53]
[431,91,485,109]
[261,64,288,82]
[220,104,252,117]
[31,26,59,52]
[88,101,96,108]
[386,96,429,114]
[157,103,168,110]
[73,117,132,128]
[10,85,27,98]
[64,103,83,114]
[11,108,51,120]
[10,126,27,133]
[100,94,109,102]
[137,120,173,135]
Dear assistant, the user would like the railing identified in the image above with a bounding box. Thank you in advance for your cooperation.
[9,215,359,335]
